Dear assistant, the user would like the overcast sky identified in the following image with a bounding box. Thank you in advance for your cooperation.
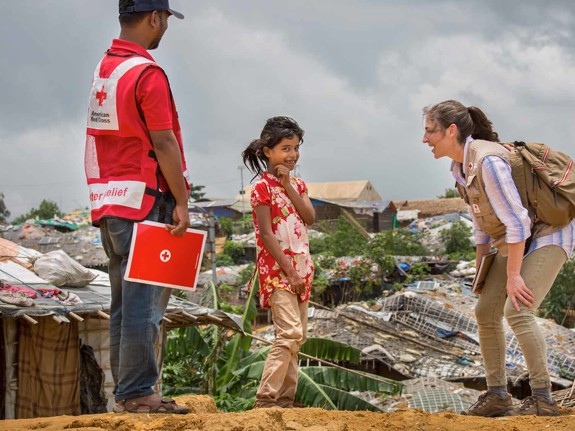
[2,0,575,219]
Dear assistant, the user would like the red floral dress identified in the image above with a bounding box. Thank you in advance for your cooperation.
[249,172,314,308]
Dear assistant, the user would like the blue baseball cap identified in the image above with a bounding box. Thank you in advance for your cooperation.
[119,0,184,20]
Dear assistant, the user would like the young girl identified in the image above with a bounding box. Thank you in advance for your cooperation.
[242,116,315,409]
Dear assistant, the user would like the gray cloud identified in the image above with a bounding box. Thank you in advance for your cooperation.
[2,0,575,218]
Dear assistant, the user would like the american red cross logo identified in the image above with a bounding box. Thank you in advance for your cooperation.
[95,85,107,106]
[160,249,172,263]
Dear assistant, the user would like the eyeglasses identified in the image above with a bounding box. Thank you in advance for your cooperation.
[423,127,444,138]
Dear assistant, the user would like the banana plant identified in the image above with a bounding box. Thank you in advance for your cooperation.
[233,341,402,412]
[164,272,404,412]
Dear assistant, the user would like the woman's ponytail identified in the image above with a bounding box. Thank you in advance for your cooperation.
[468,106,499,142]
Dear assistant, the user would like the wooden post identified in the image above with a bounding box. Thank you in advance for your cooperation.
[21,314,38,325]
[97,310,110,320]
[52,315,70,325]
[68,311,84,322]
[340,208,371,240]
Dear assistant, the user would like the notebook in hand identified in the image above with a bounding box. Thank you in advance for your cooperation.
[471,250,498,294]
[125,220,207,291]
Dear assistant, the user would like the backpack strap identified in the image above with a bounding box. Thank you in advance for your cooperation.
[504,142,530,210]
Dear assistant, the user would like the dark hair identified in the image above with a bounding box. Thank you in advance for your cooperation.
[242,116,304,178]
[423,99,499,143]
[119,0,150,26]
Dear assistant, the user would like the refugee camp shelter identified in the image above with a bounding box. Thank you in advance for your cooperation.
[238,180,396,231]
[189,199,242,220]
[394,198,468,225]
[0,239,242,420]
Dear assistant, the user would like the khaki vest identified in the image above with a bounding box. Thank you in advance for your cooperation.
[456,140,556,255]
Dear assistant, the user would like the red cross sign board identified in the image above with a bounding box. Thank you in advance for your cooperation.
[125,220,207,291]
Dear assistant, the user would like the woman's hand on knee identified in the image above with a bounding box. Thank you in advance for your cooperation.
[506,274,534,311]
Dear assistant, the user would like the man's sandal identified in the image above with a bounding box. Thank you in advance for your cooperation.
[114,394,190,414]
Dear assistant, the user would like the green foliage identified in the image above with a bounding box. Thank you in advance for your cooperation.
[216,253,234,267]
[348,260,378,295]
[189,183,206,201]
[223,241,245,264]
[162,326,211,394]
[13,199,62,223]
[313,217,368,257]
[216,274,260,399]
[239,263,255,285]
[540,258,575,327]
[309,235,327,254]
[404,262,430,284]
[440,220,474,257]
[296,377,383,412]
[236,214,254,235]
[366,230,428,258]
[219,217,234,238]
[299,367,401,395]
[311,255,335,299]
[437,188,460,199]
[214,392,255,412]
[0,193,10,224]
[300,338,361,363]
[377,255,397,275]
[233,343,403,412]
[219,302,244,315]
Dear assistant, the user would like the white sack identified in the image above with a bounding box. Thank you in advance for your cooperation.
[33,250,97,287]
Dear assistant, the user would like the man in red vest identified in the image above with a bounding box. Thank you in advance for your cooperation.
[85,0,190,414]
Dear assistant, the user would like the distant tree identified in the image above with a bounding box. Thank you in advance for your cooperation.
[0,193,10,224]
[13,199,62,224]
[437,188,460,199]
[189,183,206,201]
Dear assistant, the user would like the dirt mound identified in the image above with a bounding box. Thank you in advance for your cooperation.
[2,396,574,431]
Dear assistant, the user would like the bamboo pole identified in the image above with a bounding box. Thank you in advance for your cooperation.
[68,311,84,322]
[181,311,198,321]
[97,310,110,320]
[21,314,38,325]
[52,315,68,325]
[340,209,371,240]
[206,314,223,323]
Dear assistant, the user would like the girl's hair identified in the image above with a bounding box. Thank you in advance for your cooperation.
[423,99,499,143]
[242,116,304,178]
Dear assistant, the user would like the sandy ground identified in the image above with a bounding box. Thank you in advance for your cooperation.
[2,395,575,431]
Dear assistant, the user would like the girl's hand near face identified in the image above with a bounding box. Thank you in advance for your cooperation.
[275,164,292,188]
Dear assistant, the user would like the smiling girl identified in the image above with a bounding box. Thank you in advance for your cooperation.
[241,116,315,409]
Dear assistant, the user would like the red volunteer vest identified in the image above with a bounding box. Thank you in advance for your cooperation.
[85,52,189,224]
